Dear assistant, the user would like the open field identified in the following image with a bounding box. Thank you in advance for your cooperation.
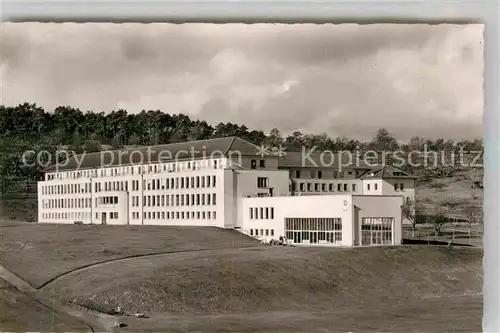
[0,223,261,288]
[40,245,482,332]
[1,222,483,332]
[45,246,482,313]
[0,278,89,332]
[111,296,483,333]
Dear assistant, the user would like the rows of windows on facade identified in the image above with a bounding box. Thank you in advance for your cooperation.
[42,191,217,215]
[296,182,357,193]
[41,175,218,195]
[43,211,218,222]
[248,206,276,237]
[250,228,275,237]
[45,159,224,181]
[132,210,217,221]
[294,170,353,179]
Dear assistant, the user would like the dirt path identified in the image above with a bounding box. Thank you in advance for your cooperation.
[0,263,114,332]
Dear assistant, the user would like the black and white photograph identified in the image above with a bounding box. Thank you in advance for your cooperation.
[0,22,484,332]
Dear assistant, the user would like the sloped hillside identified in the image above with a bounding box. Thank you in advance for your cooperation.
[46,246,482,315]
[417,169,483,219]
[0,224,261,288]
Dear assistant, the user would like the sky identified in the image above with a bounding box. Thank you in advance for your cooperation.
[0,23,484,141]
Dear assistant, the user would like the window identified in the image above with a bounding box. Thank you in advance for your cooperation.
[250,207,254,219]
[343,184,348,192]
[299,183,305,191]
[251,160,257,169]
[367,184,371,190]
[259,160,265,168]
[394,184,399,191]
[352,184,356,192]
[257,177,268,188]
[329,184,334,191]
[318,171,322,179]
[307,183,312,192]
[400,183,405,191]
[321,184,326,192]
[285,218,342,244]
[314,183,319,192]
[337,184,341,191]
[374,183,378,190]
[295,170,301,178]
[361,217,393,246]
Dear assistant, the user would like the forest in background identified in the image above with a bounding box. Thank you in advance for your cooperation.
[0,103,484,183]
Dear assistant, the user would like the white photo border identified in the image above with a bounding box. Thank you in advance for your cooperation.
[1,1,497,331]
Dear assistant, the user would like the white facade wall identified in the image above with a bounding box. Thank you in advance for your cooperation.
[233,170,290,228]
[362,179,383,195]
[38,158,231,227]
[241,195,353,246]
[136,169,225,227]
[351,195,403,245]
[38,178,93,224]
[241,194,403,247]
[93,191,128,225]
[378,178,416,225]
[380,178,416,205]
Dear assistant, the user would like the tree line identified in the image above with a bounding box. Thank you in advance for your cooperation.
[0,103,484,183]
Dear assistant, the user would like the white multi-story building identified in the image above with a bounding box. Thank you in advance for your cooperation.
[37,137,416,247]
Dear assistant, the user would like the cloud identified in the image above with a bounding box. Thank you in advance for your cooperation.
[0,23,483,141]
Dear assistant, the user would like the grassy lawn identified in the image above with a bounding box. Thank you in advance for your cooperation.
[0,223,261,288]
[41,245,482,332]
[113,296,482,332]
[403,224,483,247]
[1,222,483,332]
[0,278,90,332]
